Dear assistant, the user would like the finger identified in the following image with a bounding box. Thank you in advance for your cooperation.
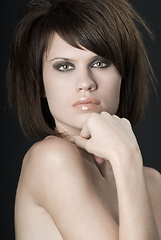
[70,136,88,150]
[94,155,105,165]
[80,123,91,139]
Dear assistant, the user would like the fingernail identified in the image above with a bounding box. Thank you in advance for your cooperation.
[70,138,75,144]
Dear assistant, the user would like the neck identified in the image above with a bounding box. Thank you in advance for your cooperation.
[55,123,114,179]
[55,122,82,137]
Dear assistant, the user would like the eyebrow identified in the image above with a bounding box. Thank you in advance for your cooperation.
[49,55,103,62]
[49,57,72,62]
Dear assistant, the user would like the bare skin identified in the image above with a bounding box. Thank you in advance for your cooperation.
[15,35,161,239]
[15,136,118,240]
[14,115,161,239]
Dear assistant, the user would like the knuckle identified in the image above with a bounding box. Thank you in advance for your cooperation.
[122,117,131,125]
[101,111,110,117]
[112,115,121,123]
[101,111,111,119]
[113,115,120,120]
[101,111,107,115]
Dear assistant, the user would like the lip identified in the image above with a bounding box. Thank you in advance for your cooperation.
[73,97,101,111]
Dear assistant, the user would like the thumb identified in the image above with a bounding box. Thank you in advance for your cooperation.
[70,136,88,150]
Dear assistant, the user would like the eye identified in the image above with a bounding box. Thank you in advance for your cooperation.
[54,62,75,72]
[58,64,73,71]
[91,59,111,68]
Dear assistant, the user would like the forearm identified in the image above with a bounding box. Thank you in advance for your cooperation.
[118,170,159,239]
[111,149,160,240]
[71,113,161,239]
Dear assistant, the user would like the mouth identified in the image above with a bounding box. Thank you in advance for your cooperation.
[73,97,101,111]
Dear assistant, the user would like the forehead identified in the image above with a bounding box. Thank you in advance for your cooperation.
[45,33,98,62]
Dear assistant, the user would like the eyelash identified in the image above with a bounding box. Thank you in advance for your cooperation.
[91,60,111,68]
[53,59,111,72]
[54,62,75,72]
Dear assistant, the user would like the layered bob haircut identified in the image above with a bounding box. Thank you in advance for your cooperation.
[7,0,154,139]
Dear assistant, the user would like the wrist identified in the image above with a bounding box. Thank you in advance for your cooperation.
[107,142,143,175]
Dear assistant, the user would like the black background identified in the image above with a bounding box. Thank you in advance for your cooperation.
[1,0,161,239]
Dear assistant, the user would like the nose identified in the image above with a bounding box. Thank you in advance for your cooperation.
[75,70,97,92]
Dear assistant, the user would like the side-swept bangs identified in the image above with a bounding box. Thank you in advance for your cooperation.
[7,0,154,139]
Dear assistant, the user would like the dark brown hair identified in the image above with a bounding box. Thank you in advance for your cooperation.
[7,0,154,139]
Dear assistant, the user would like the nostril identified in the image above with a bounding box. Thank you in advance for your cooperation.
[76,80,97,92]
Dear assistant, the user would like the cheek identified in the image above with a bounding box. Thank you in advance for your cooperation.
[110,76,122,103]
[102,72,121,97]
[101,74,122,113]
[43,79,60,116]
[45,84,64,110]
[43,79,73,120]
[112,77,122,99]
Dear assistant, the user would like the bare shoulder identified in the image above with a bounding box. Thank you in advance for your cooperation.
[25,135,82,166]
[16,136,119,239]
[23,135,85,171]
[18,136,118,239]
[143,166,161,227]
[22,135,85,172]
[144,166,161,192]
[144,167,161,199]
[144,166,161,233]
[18,136,87,203]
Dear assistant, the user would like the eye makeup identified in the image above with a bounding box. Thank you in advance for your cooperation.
[52,57,112,72]
[90,58,112,69]
[53,62,75,72]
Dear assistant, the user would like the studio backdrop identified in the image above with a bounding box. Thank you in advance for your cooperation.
[1,0,161,239]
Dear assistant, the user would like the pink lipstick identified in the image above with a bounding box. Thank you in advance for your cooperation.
[73,97,101,111]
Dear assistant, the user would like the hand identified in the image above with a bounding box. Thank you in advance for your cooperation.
[71,112,140,163]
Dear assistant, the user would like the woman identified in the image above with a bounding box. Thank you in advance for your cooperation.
[7,0,161,239]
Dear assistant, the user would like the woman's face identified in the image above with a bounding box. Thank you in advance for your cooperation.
[43,34,122,135]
